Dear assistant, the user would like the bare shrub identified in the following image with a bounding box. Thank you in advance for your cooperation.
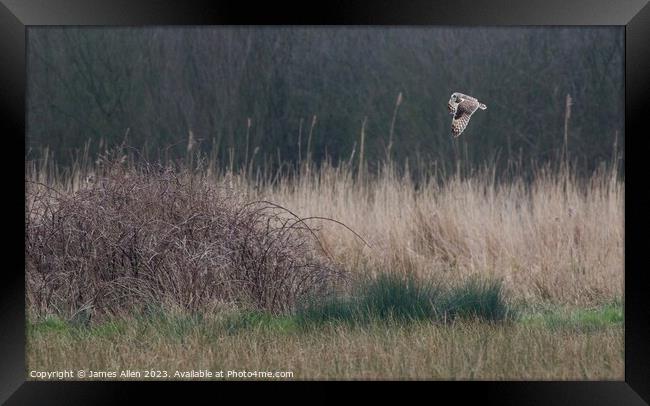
[26,161,345,321]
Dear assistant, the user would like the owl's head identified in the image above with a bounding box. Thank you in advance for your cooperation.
[448,93,461,115]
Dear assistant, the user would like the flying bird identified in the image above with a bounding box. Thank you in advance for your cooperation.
[447,92,487,137]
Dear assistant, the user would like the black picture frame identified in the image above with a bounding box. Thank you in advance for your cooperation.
[2,0,648,404]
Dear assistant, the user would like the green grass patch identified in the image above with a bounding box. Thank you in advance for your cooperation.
[295,273,512,327]
[442,277,511,322]
[519,300,623,332]
[222,311,300,333]
[28,315,127,340]
[27,299,622,346]
[28,315,70,336]
[29,279,621,340]
[27,274,513,337]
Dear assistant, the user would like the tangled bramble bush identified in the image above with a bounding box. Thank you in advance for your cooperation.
[26,162,345,321]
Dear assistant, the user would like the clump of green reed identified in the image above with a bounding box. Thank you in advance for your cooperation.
[295,272,513,326]
[441,277,511,322]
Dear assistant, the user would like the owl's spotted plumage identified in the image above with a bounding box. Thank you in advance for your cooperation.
[447,92,487,137]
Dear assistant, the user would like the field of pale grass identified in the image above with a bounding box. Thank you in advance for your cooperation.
[25,152,624,380]
[27,155,623,307]
[230,161,623,306]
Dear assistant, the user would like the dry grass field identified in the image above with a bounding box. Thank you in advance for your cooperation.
[28,313,622,380]
[25,152,624,380]
[255,162,623,306]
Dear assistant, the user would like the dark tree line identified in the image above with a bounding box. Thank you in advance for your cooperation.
[27,27,624,177]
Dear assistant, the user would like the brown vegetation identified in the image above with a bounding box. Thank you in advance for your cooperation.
[27,317,623,380]
[24,151,624,380]
[26,152,623,323]
[26,160,344,321]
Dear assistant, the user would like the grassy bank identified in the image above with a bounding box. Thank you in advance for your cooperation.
[27,270,623,379]
[26,301,623,380]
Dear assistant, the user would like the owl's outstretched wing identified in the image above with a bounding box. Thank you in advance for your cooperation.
[458,98,480,115]
[451,99,480,137]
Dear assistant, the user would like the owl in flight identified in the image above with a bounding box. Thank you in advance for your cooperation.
[447,92,487,137]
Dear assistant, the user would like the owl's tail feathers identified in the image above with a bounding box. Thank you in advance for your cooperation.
[479,103,487,110]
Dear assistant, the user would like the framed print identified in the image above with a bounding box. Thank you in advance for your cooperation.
[2,0,648,404]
